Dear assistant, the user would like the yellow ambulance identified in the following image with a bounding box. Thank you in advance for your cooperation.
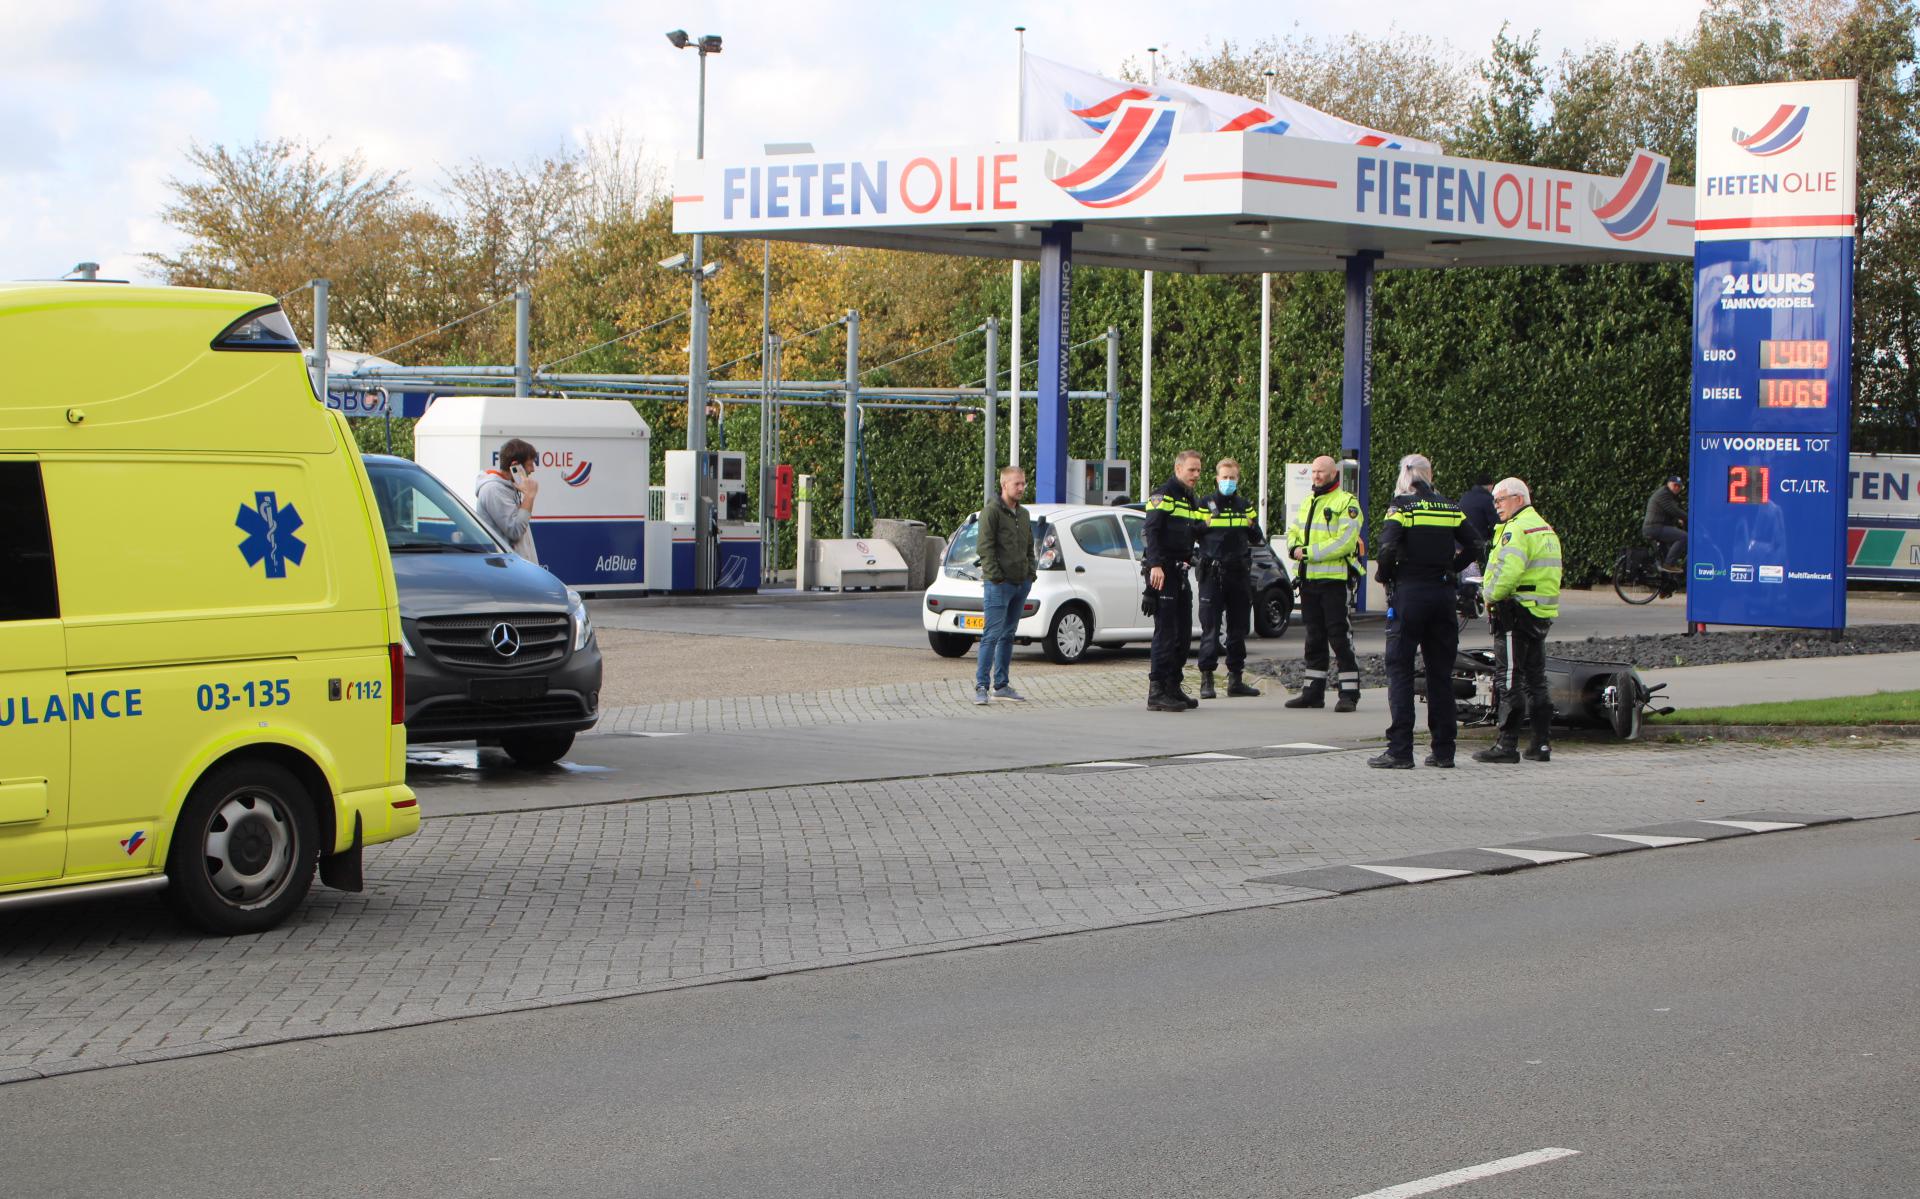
[0,282,419,934]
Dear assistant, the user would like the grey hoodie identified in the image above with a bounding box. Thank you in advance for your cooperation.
[475,470,539,563]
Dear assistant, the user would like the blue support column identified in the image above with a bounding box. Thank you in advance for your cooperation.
[1035,223,1077,503]
[1342,252,1379,613]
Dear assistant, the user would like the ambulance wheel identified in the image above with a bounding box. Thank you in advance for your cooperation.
[1042,604,1092,664]
[501,730,575,766]
[928,630,972,658]
[167,760,318,936]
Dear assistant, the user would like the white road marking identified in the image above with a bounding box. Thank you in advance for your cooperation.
[1596,833,1703,848]
[1354,865,1475,883]
[1347,1147,1582,1198]
[1177,752,1246,760]
[1700,819,1803,832]
[1066,761,1145,769]
[1266,741,1341,750]
[1480,847,1590,865]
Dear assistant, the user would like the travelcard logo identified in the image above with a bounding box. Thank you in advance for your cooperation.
[1047,99,1177,208]
[563,460,593,488]
[1759,564,1785,583]
[1734,104,1811,157]
[1730,563,1755,583]
[1589,149,1668,241]
[1694,561,1718,581]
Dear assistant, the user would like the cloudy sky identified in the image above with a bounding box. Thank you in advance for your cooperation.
[1,0,1708,283]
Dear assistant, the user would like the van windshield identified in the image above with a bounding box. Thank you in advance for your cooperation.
[943,512,1049,580]
[366,460,502,553]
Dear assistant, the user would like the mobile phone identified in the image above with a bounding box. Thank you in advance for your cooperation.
[511,464,525,481]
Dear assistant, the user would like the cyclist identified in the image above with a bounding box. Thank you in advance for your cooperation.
[1642,474,1687,574]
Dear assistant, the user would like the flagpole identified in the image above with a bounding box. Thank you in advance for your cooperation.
[1010,25,1025,471]
[1139,46,1158,499]
[1258,68,1275,534]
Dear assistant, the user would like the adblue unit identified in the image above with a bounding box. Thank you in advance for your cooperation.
[413,396,651,593]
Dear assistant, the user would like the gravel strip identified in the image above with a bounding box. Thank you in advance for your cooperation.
[1247,622,1920,693]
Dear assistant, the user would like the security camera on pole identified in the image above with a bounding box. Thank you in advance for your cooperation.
[667,28,723,591]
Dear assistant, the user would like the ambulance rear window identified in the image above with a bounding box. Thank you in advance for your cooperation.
[0,462,59,621]
[211,305,302,352]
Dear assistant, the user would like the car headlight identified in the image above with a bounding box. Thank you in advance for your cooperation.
[567,589,593,650]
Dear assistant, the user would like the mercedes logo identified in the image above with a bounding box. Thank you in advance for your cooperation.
[489,622,522,657]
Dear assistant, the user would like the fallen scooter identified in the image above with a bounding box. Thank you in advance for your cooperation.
[1413,574,1676,740]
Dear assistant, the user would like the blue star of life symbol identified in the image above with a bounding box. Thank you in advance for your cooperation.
[236,490,307,579]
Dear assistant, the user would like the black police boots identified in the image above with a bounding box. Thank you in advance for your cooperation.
[1283,680,1325,709]
[1523,743,1552,762]
[1334,690,1360,713]
[1226,671,1261,697]
[1148,682,1187,713]
[1472,741,1521,764]
[1174,682,1200,709]
[1199,672,1217,700]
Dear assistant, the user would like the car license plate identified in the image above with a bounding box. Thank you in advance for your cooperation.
[961,614,985,631]
[469,678,549,701]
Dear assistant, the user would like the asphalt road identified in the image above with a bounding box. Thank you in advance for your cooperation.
[5,814,1914,1198]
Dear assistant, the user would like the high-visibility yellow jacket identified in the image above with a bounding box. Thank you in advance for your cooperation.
[1286,487,1363,583]
[1484,504,1563,619]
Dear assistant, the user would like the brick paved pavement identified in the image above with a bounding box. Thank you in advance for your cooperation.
[0,742,1912,1084]
[593,665,1155,734]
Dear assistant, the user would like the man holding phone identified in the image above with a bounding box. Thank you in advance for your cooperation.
[476,438,540,562]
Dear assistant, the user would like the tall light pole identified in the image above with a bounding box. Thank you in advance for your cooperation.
[668,29,722,458]
[669,29,722,590]
[1140,46,1159,499]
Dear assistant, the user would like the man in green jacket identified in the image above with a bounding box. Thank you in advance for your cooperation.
[974,465,1037,705]
[1473,477,1563,764]
[1284,455,1366,711]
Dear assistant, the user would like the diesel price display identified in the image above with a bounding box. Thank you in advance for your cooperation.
[1759,378,1829,409]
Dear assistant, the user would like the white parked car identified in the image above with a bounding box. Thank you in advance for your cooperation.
[922,503,1292,664]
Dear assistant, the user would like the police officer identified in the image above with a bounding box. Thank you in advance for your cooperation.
[1284,455,1365,711]
[1474,477,1563,764]
[1196,458,1263,700]
[1369,454,1482,769]
[1143,449,1208,713]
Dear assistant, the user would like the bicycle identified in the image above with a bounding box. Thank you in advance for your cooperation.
[1612,540,1683,604]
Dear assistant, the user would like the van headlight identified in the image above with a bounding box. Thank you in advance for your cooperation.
[567,590,594,650]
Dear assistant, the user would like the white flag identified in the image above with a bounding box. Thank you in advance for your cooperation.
[1020,52,1439,154]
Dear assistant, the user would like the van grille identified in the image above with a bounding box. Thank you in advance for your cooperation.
[416,613,571,670]
[408,694,591,736]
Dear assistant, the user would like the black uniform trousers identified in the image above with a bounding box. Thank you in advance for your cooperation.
[1297,579,1358,686]
[1196,565,1251,673]
[1383,581,1460,762]
[1148,566,1193,687]
[1491,603,1554,748]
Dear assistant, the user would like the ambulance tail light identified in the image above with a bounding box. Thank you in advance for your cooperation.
[388,642,406,725]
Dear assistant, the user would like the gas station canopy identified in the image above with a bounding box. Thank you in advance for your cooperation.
[673,111,1699,518]
[672,123,1697,272]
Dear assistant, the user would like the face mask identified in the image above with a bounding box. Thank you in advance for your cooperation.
[1218,478,1238,496]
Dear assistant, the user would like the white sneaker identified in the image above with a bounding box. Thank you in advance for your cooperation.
[973,687,990,705]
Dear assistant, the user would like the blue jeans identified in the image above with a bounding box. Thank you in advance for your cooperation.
[975,578,1032,690]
